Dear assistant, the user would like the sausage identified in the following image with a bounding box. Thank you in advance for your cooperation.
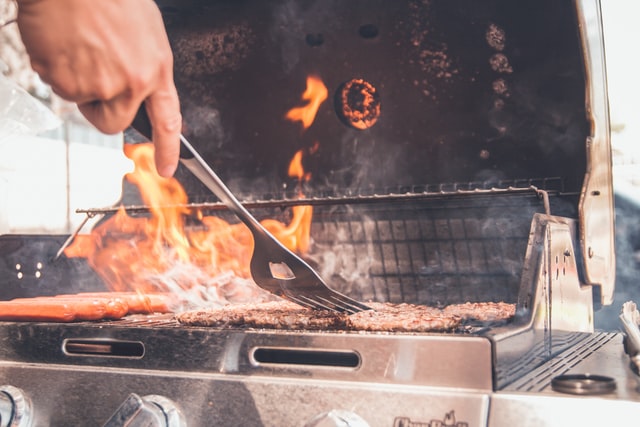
[52,292,174,314]
[0,298,112,322]
[0,292,174,322]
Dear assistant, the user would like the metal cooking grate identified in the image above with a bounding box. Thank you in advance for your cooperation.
[95,314,180,328]
[70,184,558,307]
[307,191,547,306]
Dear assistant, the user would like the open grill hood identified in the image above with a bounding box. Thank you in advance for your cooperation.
[157,0,589,196]
[149,0,614,304]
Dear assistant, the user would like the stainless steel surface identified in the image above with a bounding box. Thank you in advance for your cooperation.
[0,363,493,427]
[576,0,616,305]
[0,319,495,426]
[178,135,370,314]
[0,332,638,426]
[102,393,166,427]
[0,322,495,390]
[142,395,187,427]
[491,334,640,427]
[490,213,594,389]
[536,215,593,333]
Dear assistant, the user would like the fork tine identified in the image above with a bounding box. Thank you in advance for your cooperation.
[284,292,347,313]
[285,294,321,310]
[313,295,352,313]
[326,293,371,313]
[294,294,339,312]
[307,292,369,314]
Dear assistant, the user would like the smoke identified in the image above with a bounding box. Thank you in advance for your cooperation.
[146,263,278,312]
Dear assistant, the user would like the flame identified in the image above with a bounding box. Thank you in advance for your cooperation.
[285,75,328,130]
[263,149,313,254]
[65,144,314,306]
[66,75,325,309]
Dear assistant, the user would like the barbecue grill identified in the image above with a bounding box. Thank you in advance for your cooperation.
[0,0,636,426]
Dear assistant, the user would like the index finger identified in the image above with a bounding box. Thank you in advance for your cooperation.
[145,83,182,178]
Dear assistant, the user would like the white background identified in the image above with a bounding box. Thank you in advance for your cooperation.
[602,3,640,190]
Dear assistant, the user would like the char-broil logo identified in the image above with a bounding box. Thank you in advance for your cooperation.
[394,411,468,427]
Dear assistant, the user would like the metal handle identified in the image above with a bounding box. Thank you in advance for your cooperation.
[128,105,193,159]
[128,105,264,232]
[177,136,263,231]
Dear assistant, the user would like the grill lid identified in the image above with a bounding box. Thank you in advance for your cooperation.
[154,0,590,199]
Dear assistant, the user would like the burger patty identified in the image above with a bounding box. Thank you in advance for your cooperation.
[176,300,515,332]
[443,301,516,322]
[346,302,461,332]
[177,301,352,330]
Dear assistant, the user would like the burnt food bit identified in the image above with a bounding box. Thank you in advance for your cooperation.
[334,78,381,130]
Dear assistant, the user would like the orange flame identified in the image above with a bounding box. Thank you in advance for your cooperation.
[263,149,313,254]
[65,144,312,306]
[66,75,324,309]
[285,75,328,130]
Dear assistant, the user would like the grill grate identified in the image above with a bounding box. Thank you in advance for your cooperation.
[94,314,180,328]
[307,192,547,306]
[65,186,554,307]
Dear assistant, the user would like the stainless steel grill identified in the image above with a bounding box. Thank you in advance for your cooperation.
[0,0,635,426]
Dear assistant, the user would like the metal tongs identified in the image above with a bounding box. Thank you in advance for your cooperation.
[129,108,370,314]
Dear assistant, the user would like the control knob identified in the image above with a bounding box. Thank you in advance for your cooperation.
[0,385,33,427]
[305,410,370,427]
[102,393,186,427]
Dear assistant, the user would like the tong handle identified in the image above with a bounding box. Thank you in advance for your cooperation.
[127,104,262,231]
[128,105,193,159]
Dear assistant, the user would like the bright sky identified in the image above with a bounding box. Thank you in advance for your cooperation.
[602,3,640,161]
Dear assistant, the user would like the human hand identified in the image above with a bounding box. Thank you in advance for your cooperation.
[16,0,181,177]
